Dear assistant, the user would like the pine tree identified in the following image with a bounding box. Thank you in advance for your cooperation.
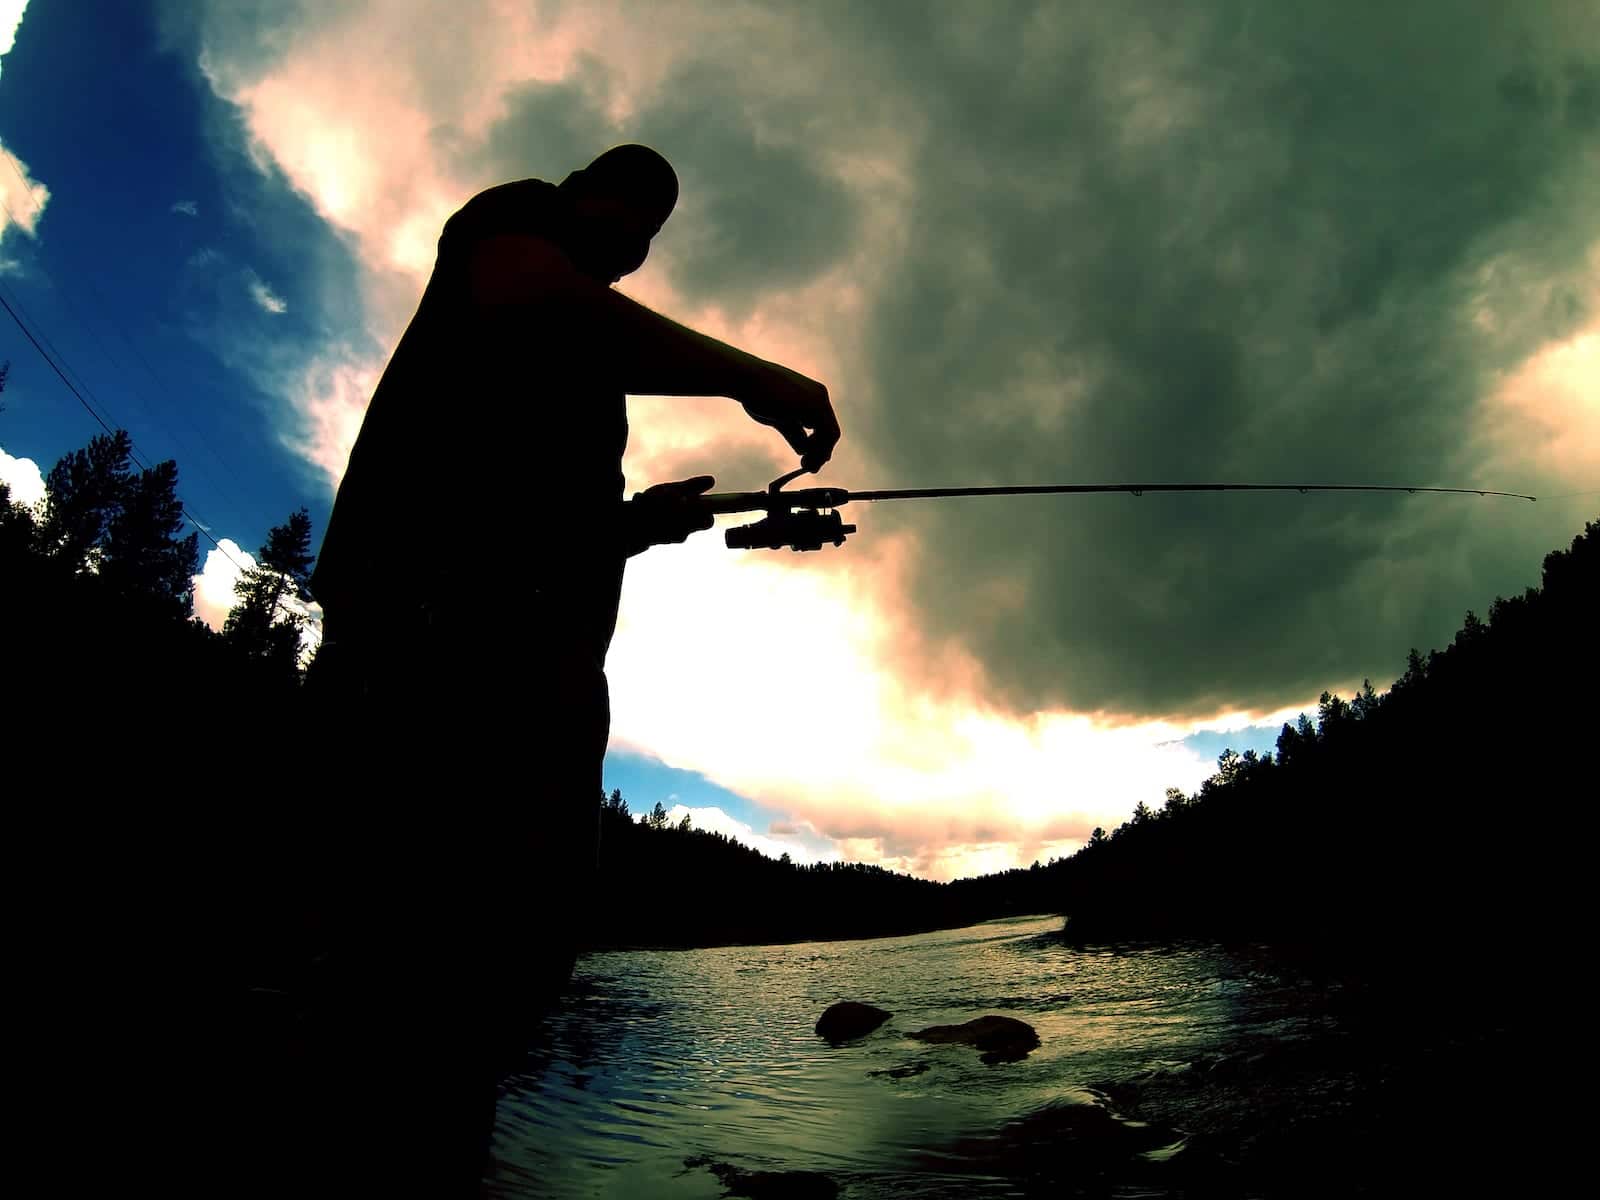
[224,508,316,675]
[38,430,135,572]
[0,366,32,556]
[100,458,199,619]
[0,478,33,560]
[36,430,199,616]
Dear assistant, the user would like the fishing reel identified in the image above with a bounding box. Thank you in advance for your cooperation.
[717,468,857,552]
[726,508,856,551]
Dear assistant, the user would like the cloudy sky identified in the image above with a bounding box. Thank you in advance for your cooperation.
[1,0,1593,879]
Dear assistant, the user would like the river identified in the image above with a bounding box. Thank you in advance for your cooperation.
[484,914,1516,1198]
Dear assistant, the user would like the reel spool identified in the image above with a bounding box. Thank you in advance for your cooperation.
[725,508,856,551]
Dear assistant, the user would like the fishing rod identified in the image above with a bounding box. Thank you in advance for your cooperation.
[700,468,1538,552]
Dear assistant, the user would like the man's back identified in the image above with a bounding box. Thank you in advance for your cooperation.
[310,179,629,655]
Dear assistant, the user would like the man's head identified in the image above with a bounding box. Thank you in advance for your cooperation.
[559,144,679,283]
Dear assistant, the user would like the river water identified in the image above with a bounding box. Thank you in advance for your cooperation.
[484,915,1503,1198]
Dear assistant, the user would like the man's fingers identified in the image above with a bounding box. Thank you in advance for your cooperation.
[775,422,810,458]
[644,475,715,499]
[800,434,835,472]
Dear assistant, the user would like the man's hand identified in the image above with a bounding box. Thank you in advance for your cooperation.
[622,476,717,556]
[738,362,841,474]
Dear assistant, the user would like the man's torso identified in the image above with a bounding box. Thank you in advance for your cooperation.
[310,179,628,661]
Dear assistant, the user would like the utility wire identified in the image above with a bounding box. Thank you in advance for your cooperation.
[1,145,262,528]
[2,283,317,632]
[0,283,265,577]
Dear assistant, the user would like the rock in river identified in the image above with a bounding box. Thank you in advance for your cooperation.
[815,1001,892,1043]
[908,1014,1040,1063]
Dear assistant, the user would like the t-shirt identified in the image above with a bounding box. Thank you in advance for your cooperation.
[309,179,629,665]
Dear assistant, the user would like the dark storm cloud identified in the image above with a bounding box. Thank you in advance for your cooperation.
[464,53,858,314]
[452,58,617,187]
[632,62,859,310]
[817,0,1600,716]
[192,0,1594,723]
[386,0,1600,720]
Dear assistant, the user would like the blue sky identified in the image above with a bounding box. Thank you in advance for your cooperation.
[0,0,350,546]
[4,0,1592,880]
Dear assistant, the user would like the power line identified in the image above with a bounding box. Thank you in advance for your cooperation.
[0,164,315,633]
[0,285,124,441]
[0,281,249,569]
[0,144,264,529]
[2,276,317,636]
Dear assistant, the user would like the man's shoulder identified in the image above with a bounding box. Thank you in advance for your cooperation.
[439,178,565,254]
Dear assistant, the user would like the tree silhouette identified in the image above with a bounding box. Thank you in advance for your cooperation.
[0,368,31,559]
[224,507,315,677]
[34,430,199,618]
[100,458,199,620]
[38,429,135,572]
[603,789,630,819]
[1051,518,1599,965]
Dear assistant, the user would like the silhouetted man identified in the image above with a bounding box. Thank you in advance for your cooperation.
[282,145,837,1195]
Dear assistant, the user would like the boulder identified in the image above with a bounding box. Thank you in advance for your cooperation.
[815,1001,892,1043]
[907,1014,1040,1063]
[868,1060,930,1080]
[686,1157,839,1200]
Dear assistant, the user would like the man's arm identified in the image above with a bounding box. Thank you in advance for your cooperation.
[468,234,839,470]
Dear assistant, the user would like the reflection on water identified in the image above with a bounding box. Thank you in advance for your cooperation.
[487,916,1362,1198]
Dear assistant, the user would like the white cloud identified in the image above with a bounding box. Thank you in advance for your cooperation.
[280,353,378,488]
[247,273,288,314]
[658,804,839,867]
[171,199,199,216]
[0,138,49,243]
[0,441,45,509]
[192,538,256,631]
[0,0,42,239]
[0,0,26,67]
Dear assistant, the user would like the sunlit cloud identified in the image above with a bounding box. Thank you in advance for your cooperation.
[0,139,48,242]
[171,199,198,216]
[0,0,27,74]
[0,441,45,509]
[192,538,255,632]
[1483,242,1600,486]
[280,353,379,488]
[0,0,37,235]
[660,803,839,866]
